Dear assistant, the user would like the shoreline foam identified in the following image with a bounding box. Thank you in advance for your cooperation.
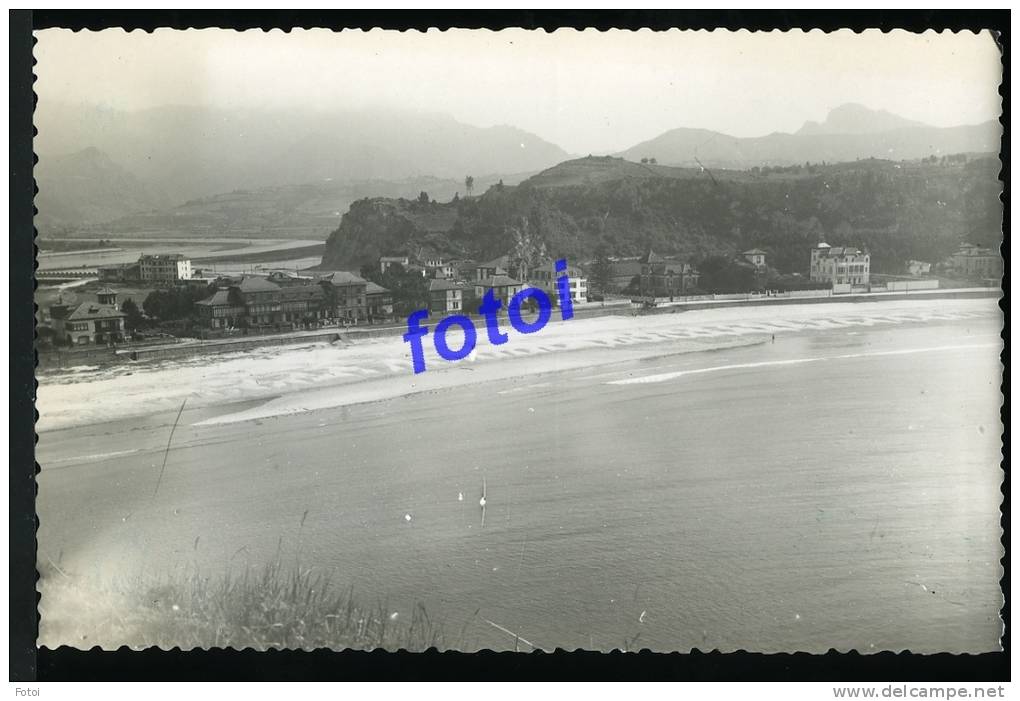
[35,297,1001,432]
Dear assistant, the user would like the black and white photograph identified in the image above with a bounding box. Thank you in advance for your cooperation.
[31,26,1004,656]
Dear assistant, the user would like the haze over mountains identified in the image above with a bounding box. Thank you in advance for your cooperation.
[34,102,1001,235]
[616,103,999,168]
[34,102,569,233]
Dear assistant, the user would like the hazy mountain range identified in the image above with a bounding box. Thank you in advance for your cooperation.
[616,103,1000,168]
[34,102,1000,235]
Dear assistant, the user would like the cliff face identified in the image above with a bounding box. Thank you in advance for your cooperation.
[320,155,1003,275]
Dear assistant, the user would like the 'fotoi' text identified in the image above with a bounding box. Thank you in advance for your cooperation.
[403,259,575,374]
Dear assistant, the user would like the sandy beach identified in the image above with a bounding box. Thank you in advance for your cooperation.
[35,295,1004,652]
[35,296,1001,432]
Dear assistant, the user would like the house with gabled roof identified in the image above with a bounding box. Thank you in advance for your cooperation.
[195,288,247,329]
[51,289,126,345]
[316,271,369,322]
[528,260,589,305]
[428,278,466,314]
[475,255,510,281]
[474,274,524,307]
[742,248,768,268]
[638,248,699,297]
[810,242,870,286]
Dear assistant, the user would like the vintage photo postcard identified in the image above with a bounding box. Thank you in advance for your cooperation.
[33,27,1004,654]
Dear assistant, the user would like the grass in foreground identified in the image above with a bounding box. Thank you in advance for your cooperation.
[38,559,448,651]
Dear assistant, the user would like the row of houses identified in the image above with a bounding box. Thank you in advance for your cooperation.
[379,255,457,280]
[421,254,590,315]
[195,271,393,330]
[613,250,775,296]
[810,241,1001,286]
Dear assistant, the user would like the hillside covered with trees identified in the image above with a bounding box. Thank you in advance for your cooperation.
[321,154,1002,276]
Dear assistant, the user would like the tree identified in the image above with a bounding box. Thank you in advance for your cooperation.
[465,175,474,196]
[590,244,614,293]
[360,263,428,317]
[649,158,657,165]
[697,256,758,294]
[417,191,430,204]
[121,298,144,331]
[640,157,649,164]
[142,285,214,322]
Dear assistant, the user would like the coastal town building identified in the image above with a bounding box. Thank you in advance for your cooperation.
[195,271,371,330]
[139,254,192,285]
[529,261,589,305]
[426,259,457,279]
[475,254,529,282]
[906,260,932,277]
[380,256,410,274]
[947,243,1002,281]
[638,249,700,298]
[194,288,246,329]
[49,288,126,345]
[428,278,465,314]
[97,261,141,283]
[809,243,871,286]
[474,274,523,306]
[475,255,510,281]
[365,281,394,321]
[317,271,369,322]
[742,248,768,269]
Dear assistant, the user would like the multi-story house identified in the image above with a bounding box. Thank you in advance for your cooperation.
[474,274,523,307]
[139,254,192,285]
[742,249,767,269]
[236,276,284,326]
[948,243,1002,280]
[49,288,126,345]
[427,261,457,280]
[475,255,510,281]
[428,278,465,314]
[475,254,529,282]
[365,281,394,321]
[194,288,246,329]
[318,271,369,322]
[380,256,410,274]
[196,274,362,329]
[638,249,700,297]
[279,284,328,325]
[810,243,870,286]
[97,262,141,283]
[528,261,589,305]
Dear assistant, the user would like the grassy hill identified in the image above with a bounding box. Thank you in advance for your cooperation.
[321,154,1002,275]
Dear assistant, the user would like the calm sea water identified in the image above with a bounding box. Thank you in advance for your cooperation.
[38,317,1003,652]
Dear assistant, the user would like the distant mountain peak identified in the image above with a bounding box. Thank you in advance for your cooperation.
[797,103,928,136]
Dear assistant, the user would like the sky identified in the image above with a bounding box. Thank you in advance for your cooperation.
[34,28,1003,154]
